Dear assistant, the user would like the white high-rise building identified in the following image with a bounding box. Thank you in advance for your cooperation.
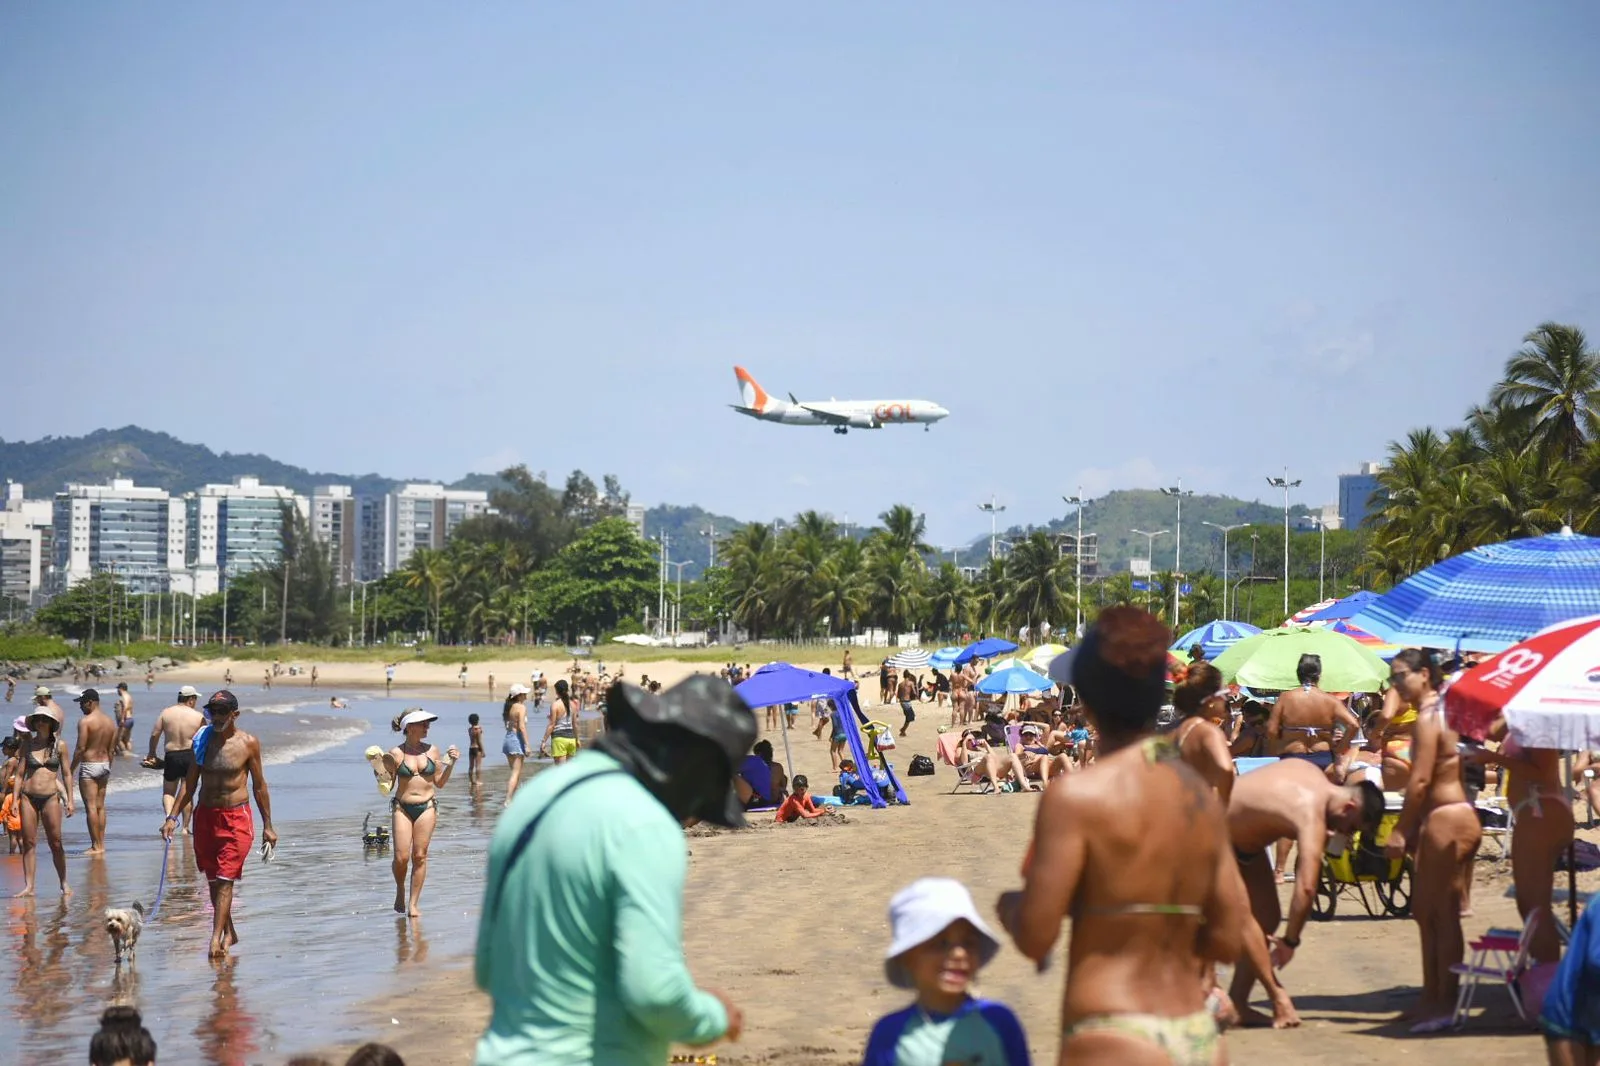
[1,483,53,606]
[53,479,187,594]
[383,484,491,574]
[310,485,358,585]
[186,477,308,596]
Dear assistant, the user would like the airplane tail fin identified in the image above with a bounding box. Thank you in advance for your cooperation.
[734,366,774,413]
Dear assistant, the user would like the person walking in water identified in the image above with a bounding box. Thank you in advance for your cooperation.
[539,680,580,765]
[144,685,206,835]
[14,702,73,896]
[71,689,117,855]
[161,690,277,958]
[502,684,533,806]
[113,683,135,756]
[382,709,459,918]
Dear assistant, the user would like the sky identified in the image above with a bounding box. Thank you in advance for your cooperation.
[4,3,1599,548]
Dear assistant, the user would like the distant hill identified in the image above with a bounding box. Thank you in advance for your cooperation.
[638,504,745,579]
[969,489,1312,574]
[0,427,495,498]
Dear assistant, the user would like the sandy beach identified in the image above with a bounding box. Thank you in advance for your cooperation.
[1,658,1586,1064]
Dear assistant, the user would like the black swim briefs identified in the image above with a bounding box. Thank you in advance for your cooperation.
[163,748,195,782]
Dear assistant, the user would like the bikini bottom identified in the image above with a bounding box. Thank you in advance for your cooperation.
[1063,1009,1218,1066]
[393,797,437,823]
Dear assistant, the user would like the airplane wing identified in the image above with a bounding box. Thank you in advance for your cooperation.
[798,404,857,425]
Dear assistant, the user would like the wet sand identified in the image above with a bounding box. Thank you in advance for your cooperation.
[317,694,1585,1066]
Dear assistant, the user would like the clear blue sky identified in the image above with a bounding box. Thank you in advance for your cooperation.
[4,3,1598,547]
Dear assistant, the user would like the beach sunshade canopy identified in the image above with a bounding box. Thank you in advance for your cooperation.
[886,649,931,669]
[1212,627,1390,693]
[1285,599,1339,627]
[1301,590,1381,624]
[1445,614,1600,750]
[1171,621,1262,660]
[927,646,963,669]
[734,662,856,709]
[955,637,1019,665]
[975,665,1054,695]
[1349,529,1600,654]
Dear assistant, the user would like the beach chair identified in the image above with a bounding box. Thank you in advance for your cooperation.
[934,732,990,795]
[1450,907,1540,1027]
[1475,795,1512,860]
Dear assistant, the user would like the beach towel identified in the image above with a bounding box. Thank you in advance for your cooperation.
[935,732,964,768]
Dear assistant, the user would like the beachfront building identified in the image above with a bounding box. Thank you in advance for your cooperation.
[310,485,359,585]
[52,478,187,594]
[1339,462,1384,530]
[1292,504,1342,533]
[1054,531,1100,578]
[381,483,491,574]
[356,495,387,582]
[0,483,52,606]
[185,477,308,596]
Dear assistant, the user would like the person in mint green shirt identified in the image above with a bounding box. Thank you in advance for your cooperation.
[474,676,757,1066]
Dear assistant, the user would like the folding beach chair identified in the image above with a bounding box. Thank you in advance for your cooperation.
[934,732,990,795]
[1450,907,1540,1027]
[1475,795,1512,860]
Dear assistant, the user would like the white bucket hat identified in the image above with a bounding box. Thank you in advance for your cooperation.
[398,709,438,730]
[507,683,531,697]
[883,877,1000,988]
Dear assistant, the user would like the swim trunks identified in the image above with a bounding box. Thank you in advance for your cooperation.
[194,803,254,882]
[162,748,194,783]
[77,761,111,782]
[1279,750,1334,770]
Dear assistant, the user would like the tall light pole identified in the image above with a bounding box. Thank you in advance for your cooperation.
[1266,469,1302,616]
[1063,488,1092,636]
[1310,512,1338,602]
[668,560,690,638]
[978,496,1007,560]
[1247,532,1261,623]
[1159,480,1194,628]
[1130,528,1168,612]
[703,526,717,570]
[1202,521,1248,618]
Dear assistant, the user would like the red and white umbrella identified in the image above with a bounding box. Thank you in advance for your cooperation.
[1445,614,1600,749]
[1284,599,1338,628]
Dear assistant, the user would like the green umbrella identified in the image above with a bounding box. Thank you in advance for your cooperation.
[1211,627,1390,693]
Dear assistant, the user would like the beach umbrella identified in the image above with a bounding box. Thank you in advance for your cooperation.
[886,648,930,669]
[1285,599,1339,627]
[1325,620,1403,661]
[976,665,1054,695]
[1027,643,1069,670]
[1212,627,1390,693]
[927,646,963,670]
[1301,590,1381,624]
[987,656,1030,673]
[955,637,1020,665]
[1171,620,1262,660]
[1444,615,1600,750]
[1350,528,1600,653]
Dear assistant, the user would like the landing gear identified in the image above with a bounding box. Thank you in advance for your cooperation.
[833,427,848,435]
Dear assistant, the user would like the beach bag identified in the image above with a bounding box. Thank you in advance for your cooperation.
[908,754,935,776]
[872,725,897,750]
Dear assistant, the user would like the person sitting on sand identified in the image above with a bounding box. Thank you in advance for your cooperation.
[161,689,277,958]
[383,709,459,918]
[1384,649,1482,1033]
[1226,758,1383,1028]
[955,731,1030,794]
[1013,723,1071,786]
[736,739,776,808]
[775,775,824,823]
[473,677,750,1064]
[998,607,1246,1066]
[864,878,1030,1066]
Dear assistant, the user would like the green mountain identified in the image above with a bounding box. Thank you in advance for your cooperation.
[973,489,1313,574]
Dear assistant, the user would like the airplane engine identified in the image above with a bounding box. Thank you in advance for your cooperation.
[847,413,879,429]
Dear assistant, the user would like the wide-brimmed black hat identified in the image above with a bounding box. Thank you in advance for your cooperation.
[605,676,758,827]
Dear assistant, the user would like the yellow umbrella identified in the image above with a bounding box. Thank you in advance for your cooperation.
[1028,643,1069,669]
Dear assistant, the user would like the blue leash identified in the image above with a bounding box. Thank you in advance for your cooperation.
[147,833,173,922]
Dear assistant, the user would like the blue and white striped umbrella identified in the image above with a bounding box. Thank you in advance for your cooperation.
[1349,529,1600,653]
[927,646,963,670]
[1171,620,1262,660]
[887,648,930,669]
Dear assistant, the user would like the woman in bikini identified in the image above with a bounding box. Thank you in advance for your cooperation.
[1172,663,1236,804]
[999,607,1246,1066]
[1361,681,1420,792]
[13,705,74,897]
[383,709,458,918]
[502,686,532,806]
[1384,648,1480,1033]
[539,679,580,765]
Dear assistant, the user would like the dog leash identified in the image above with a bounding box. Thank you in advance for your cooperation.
[147,834,173,922]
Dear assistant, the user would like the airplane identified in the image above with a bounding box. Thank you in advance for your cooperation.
[729,366,950,434]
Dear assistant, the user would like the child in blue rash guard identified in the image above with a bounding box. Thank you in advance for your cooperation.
[862,878,1030,1066]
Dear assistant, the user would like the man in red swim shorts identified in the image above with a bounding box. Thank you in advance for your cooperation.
[161,690,277,958]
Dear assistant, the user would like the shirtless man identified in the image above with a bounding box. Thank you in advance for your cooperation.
[841,648,854,679]
[145,685,206,834]
[71,689,117,854]
[161,689,277,958]
[1227,759,1384,1027]
[113,682,134,755]
[1384,651,1481,1031]
[895,673,917,737]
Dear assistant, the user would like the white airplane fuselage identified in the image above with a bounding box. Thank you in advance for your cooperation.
[729,366,949,434]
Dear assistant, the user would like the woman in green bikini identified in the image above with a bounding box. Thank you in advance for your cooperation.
[999,607,1247,1065]
[384,709,459,918]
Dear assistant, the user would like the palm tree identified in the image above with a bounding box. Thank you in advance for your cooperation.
[875,505,933,560]
[1490,322,1600,465]
[868,547,925,633]
[1466,450,1564,544]
[812,539,870,637]
[999,533,1071,636]
[923,562,972,638]
[401,549,452,641]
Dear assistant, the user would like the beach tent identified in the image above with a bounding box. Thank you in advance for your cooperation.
[735,663,907,808]
[955,637,1020,666]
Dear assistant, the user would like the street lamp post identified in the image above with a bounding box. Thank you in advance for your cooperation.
[978,496,1007,560]
[703,527,717,570]
[668,560,690,639]
[1247,532,1261,623]
[1062,488,1092,637]
[1129,528,1169,613]
[1202,522,1248,619]
[1159,480,1194,629]
[1266,469,1302,616]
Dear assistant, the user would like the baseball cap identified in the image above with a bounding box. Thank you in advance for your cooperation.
[73,688,100,705]
[33,685,50,699]
[178,685,201,699]
[204,690,239,715]
[507,683,530,697]
[398,709,438,729]
[883,877,1000,988]
[1020,722,1042,736]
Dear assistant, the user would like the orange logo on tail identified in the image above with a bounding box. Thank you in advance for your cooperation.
[734,366,772,412]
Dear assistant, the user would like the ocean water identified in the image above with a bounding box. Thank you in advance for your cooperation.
[0,686,597,1064]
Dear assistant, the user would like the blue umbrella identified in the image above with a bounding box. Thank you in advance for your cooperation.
[1301,590,1382,624]
[1171,620,1262,660]
[954,637,1020,665]
[1350,529,1600,653]
[976,665,1054,695]
[927,646,963,669]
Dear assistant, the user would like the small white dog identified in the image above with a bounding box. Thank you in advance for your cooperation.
[105,901,145,965]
